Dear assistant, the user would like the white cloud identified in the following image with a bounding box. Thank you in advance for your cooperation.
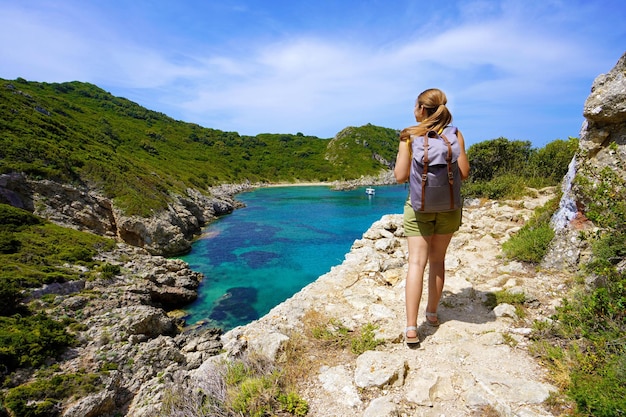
[0,0,622,143]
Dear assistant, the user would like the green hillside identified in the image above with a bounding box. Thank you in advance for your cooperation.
[0,78,397,216]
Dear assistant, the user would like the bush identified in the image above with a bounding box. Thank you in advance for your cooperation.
[502,223,555,263]
[160,353,309,417]
[0,205,41,230]
[463,173,530,200]
[0,313,75,372]
[0,278,23,316]
[2,372,102,417]
[0,232,21,254]
[351,323,384,355]
[464,136,578,200]
[502,195,559,263]
[467,138,533,182]
[58,246,95,263]
[99,263,121,279]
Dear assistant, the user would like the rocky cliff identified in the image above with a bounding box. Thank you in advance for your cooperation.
[0,172,252,256]
[543,51,626,271]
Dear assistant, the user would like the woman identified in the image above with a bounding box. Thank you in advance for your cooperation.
[394,88,470,344]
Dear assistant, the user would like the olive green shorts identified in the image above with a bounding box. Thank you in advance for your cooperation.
[403,199,462,237]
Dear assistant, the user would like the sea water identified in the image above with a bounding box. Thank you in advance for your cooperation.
[180,184,408,331]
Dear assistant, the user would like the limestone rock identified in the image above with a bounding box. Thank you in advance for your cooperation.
[363,396,398,417]
[547,52,626,272]
[0,173,252,256]
[584,52,626,123]
[117,305,177,338]
[318,365,362,408]
[354,350,407,389]
[62,389,116,417]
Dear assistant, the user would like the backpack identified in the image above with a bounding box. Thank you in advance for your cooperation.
[409,126,462,212]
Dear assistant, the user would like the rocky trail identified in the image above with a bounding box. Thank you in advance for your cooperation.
[218,188,569,417]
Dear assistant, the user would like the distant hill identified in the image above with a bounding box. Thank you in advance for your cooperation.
[0,78,398,216]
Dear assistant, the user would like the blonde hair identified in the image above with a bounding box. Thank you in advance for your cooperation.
[400,88,452,141]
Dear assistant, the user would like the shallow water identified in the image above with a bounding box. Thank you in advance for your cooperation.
[179,184,408,331]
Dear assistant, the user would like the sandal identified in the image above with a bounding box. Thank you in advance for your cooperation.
[425,311,440,327]
[405,326,419,344]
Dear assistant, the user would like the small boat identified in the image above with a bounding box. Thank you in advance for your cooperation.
[365,187,375,195]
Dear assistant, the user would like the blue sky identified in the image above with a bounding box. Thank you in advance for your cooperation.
[1,1,625,147]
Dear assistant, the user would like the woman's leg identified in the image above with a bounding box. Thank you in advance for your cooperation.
[425,233,454,321]
[405,235,430,338]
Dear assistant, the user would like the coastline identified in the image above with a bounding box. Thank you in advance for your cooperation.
[258,181,333,188]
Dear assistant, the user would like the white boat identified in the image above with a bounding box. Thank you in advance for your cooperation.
[365,187,375,195]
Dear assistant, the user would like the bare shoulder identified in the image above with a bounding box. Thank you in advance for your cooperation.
[455,129,467,148]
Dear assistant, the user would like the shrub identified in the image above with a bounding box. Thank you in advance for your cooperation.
[278,392,309,416]
[0,278,23,316]
[463,173,530,200]
[0,313,76,372]
[0,232,21,254]
[351,323,384,355]
[464,136,577,200]
[527,137,579,183]
[467,137,533,182]
[99,263,121,279]
[2,372,102,417]
[160,353,309,417]
[58,246,95,263]
[0,204,41,230]
[310,317,350,349]
[502,195,559,263]
[502,223,555,263]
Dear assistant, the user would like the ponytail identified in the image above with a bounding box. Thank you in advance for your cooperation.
[400,89,452,141]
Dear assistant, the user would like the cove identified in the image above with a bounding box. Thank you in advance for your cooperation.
[180,184,408,331]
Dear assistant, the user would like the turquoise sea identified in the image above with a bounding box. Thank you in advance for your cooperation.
[180,184,409,331]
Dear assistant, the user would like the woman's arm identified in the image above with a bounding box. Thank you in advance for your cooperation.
[394,139,411,183]
[456,130,470,180]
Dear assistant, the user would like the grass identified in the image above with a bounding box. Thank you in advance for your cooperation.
[158,310,386,416]
[160,352,308,417]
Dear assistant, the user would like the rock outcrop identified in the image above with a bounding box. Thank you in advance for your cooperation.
[544,51,626,271]
[35,244,224,417]
[0,173,251,256]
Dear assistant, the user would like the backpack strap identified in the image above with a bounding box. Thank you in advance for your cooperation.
[420,132,430,211]
[440,133,455,210]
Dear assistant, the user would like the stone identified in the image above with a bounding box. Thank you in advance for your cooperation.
[363,396,398,417]
[493,303,518,320]
[354,350,407,389]
[584,52,626,123]
[117,305,177,338]
[62,390,116,417]
[318,365,362,407]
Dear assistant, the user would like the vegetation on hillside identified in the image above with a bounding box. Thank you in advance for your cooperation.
[1,78,397,216]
